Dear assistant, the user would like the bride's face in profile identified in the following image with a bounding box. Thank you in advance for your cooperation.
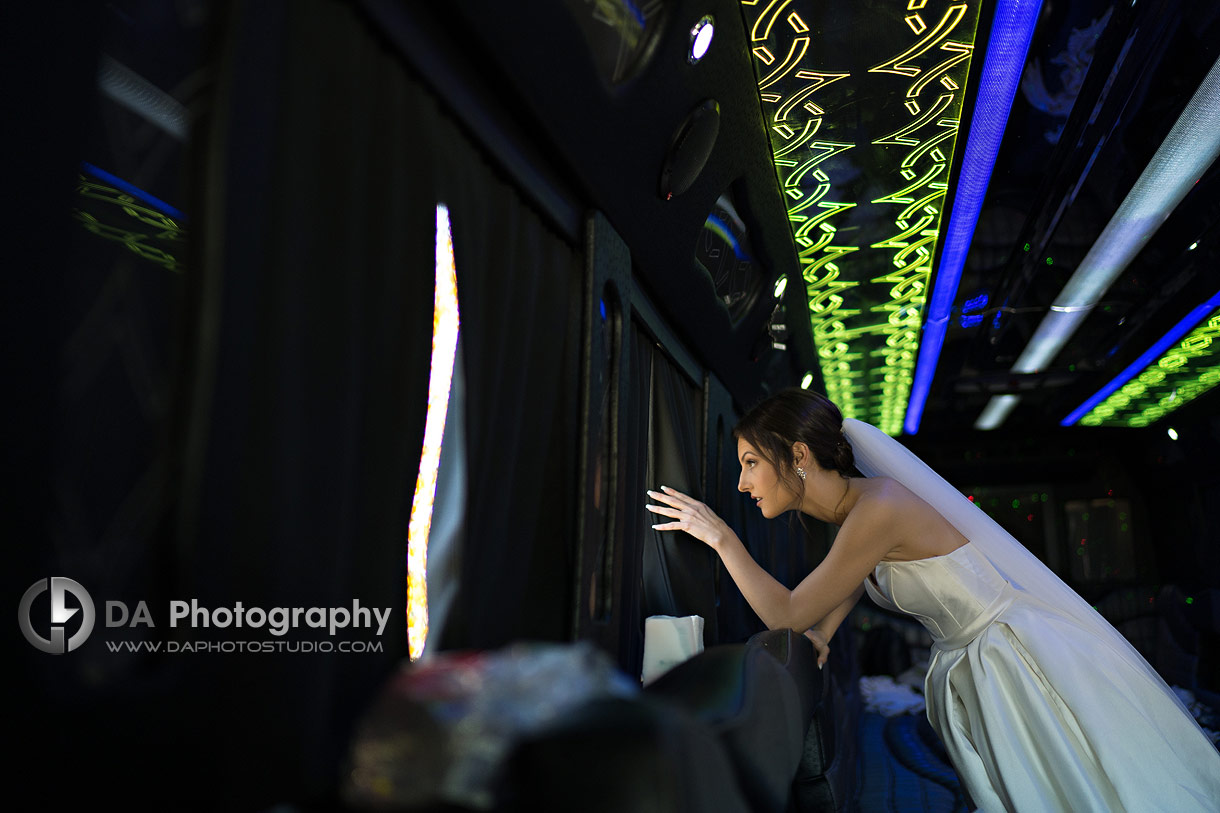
[737,438,801,518]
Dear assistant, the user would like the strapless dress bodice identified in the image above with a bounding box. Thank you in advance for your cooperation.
[863,543,1016,651]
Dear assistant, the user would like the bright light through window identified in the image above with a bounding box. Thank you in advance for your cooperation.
[407,204,460,661]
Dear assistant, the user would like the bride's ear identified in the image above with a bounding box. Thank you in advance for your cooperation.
[792,441,812,469]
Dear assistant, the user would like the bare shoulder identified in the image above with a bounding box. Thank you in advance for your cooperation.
[850,476,923,516]
[834,478,911,549]
[850,476,966,559]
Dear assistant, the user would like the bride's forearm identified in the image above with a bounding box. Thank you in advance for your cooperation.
[812,583,864,638]
[714,533,797,630]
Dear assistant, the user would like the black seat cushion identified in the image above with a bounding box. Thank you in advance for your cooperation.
[645,633,810,812]
[505,696,751,813]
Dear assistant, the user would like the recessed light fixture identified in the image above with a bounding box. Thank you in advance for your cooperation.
[1189,241,1199,250]
[801,372,814,389]
[689,16,714,63]
[774,277,787,298]
[1167,427,1179,440]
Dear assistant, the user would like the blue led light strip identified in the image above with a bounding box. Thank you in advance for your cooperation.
[1060,288,1220,426]
[903,0,1044,435]
[80,162,186,220]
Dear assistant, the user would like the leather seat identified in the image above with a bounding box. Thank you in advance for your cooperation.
[645,628,818,812]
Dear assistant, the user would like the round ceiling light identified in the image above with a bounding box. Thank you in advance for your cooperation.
[689,16,714,63]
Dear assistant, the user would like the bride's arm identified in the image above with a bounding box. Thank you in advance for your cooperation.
[805,582,864,668]
[647,486,889,632]
[813,582,864,638]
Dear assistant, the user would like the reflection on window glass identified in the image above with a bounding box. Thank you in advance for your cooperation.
[52,2,207,639]
[407,204,461,660]
[75,165,185,272]
[696,191,763,322]
[561,0,668,85]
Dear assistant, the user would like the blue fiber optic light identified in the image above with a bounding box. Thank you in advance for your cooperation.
[960,293,989,327]
[963,293,989,312]
[81,162,185,220]
[1061,288,1220,426]
[903,0,1043,435]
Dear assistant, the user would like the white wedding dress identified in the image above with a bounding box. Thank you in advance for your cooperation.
[863,542,1220,812]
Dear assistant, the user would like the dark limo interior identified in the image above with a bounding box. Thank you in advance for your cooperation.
[12,0,1219,810]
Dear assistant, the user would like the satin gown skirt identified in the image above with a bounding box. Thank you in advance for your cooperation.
[864,544,1220,813]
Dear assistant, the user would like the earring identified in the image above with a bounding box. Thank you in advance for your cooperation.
[796,467,807,481]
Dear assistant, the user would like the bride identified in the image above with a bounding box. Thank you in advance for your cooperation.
[646,387,1220,812]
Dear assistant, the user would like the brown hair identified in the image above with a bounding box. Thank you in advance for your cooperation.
[733,388,858,498]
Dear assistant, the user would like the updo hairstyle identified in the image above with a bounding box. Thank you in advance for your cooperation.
[733,388,858,496]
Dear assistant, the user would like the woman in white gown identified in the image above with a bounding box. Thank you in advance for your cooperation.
[646,388,1220,812]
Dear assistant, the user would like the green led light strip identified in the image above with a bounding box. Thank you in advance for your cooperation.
[740,0,980,434]
[1079,310,1220,427]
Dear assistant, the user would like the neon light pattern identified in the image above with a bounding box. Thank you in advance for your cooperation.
[407,204,461,660]
[1077,310,1219,428]
[740,0,980,434]
[74,176,184,272]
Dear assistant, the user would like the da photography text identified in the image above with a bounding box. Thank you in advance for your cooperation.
[107,598,392,637]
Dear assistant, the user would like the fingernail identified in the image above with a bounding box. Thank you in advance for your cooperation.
[818,663,824,670]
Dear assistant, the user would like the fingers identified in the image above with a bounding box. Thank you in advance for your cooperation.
[649,487,697,508]
[645,503,683,519]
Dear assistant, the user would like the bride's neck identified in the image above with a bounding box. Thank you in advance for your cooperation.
[801,472,859,524]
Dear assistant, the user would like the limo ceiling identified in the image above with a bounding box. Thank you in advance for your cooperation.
[400,0,1219,437]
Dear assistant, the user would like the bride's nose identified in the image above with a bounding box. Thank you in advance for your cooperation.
[737,472,748,492]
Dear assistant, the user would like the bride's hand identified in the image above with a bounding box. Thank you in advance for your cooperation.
[803,628,830,670]
[646,486,733,551]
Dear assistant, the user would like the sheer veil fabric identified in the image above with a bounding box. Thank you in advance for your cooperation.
[841,418,1206,734]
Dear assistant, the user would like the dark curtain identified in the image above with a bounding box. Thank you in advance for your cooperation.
[172,0,439,805]
[614,320,657,677]
[430,89,582,655]
[641,340,720,645]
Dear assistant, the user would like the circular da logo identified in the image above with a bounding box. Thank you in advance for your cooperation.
[19,577,96,654]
